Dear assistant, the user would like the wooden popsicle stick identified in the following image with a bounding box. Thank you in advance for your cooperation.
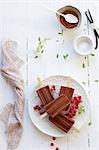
[37,77,48,119]
[40,112,48,119]
[67,76,72,87]
[37,77,43,87]
[72,126,80,133]
[36,77,46,89]
[37,77,42,85]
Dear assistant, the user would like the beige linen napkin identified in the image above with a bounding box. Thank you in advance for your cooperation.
[0,40,25,150]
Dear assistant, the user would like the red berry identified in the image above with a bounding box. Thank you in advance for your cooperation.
[33,106,36,110]
[68,113,72,118]
[78,96,81,100]
[34,105,37,109]
[50,143,54,146]
[71,100,74,103]
[70,114,73,118]
[78,100,81,104]
[56,147,59,150]
[69,107,72,111]
[52,85,55,89]
[74,96,77,101]
[74,109,77,113]
[66,112,69,115]
[69,109,73,113]
[75,97,81,103]
[53,137,56,140]
[41,104,44,108]
[75,102,79,106]
[68,114,71,118]
[78,99,82,103]
[70,106,75,110]
[75,105,78,109]
[72,112,76,117]
[51,85,56,91]
[38,107,41,110]
[36,105,39,109]
[71,115,74,118]
[51,89,53,92]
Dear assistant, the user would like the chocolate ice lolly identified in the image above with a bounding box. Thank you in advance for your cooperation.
[59,86,74,100]
[40,95,70,119]
[59,77,74,100]
[37,85,54,105]
[49,114,74,133]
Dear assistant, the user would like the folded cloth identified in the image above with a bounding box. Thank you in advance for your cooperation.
[0,40,25,150]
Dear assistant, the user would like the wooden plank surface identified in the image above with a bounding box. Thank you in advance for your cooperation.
[0,1,99,150]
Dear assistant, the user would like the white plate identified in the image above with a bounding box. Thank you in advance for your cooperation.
[28,75,89,137]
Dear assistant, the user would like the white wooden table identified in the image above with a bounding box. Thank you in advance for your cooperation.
[0,0,99,150]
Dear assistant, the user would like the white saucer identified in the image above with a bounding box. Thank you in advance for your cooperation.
[28,75,89,137]
[74,35,94,55]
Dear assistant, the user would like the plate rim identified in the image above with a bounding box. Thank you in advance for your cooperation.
[28,75,89,137]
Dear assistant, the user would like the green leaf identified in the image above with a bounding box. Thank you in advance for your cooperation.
[38,37,41,41]
[82,82,86,85]
[77,104,85,115]
[36,46,40,52]
[58,32,62,35]
[34,55,39,59]
[56,54,59,58]
[41,50,44,53]
[39,41,42,45]
[90,53,95,56]
[82,63,85,68]
[58,29,63,36]
[34,37,50,58]
[63,54,69,60]
[88,122,92,126]
[94,80,99,82]
[39,45,43,49]
[44,38,51,41]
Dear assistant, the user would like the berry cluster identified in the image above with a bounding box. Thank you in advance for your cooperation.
[51,85,56,92]
[66,96,82,118]
[33,103,44,111]
[33,105,41,111]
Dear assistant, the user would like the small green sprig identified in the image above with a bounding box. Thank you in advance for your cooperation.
[94,80,99,82]
[63,54,69,60]
[34,37,50,59]
[82,82,86,85]
[56,54,59,58]
[88,121,92,126]
[90,53,95,56]
[58,29,63,36]
[82,63,85,68]
[77,104,85,115]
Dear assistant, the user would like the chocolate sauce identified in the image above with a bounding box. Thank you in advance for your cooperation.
[60,10,79,29]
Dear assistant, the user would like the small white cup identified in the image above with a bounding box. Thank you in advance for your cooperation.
[73,35,94,55]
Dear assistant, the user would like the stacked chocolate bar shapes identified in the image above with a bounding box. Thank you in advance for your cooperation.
[37,85,75,133]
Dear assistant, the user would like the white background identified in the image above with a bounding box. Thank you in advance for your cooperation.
[0,0,99,150]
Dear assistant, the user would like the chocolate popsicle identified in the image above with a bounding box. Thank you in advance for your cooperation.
[41,95,70,118]
[49,114,74,133]
[37,85,54,105]
[59,86,74,113]
[59,86,74,100]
